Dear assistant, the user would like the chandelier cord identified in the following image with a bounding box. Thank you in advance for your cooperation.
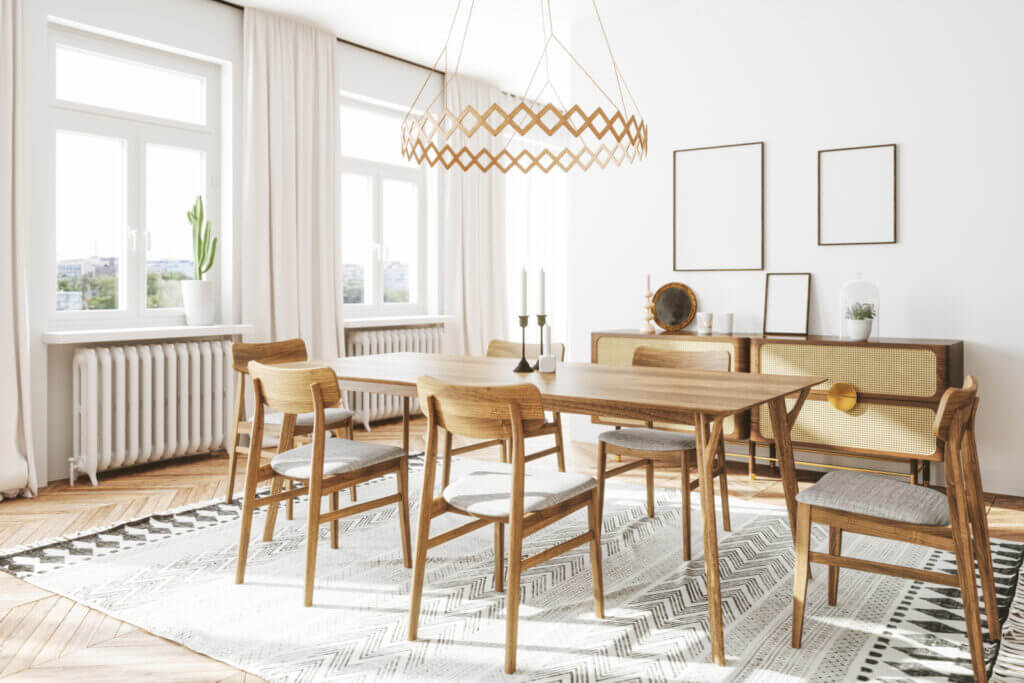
[403,0,465,127]
[591,0,628,116]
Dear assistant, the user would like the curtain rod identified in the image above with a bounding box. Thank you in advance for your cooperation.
[207,0,444,76]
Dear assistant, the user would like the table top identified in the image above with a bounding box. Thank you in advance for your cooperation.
[310,353,824,421]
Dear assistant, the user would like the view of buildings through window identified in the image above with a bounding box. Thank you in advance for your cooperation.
[52,30,217,316]
[339,100,425,314]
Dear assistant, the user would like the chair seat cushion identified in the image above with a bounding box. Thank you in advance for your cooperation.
[795,471,950,526]
[598,427,696,452]
[443,465,596,518]
[271,439,403,480]
[264,407,354,428]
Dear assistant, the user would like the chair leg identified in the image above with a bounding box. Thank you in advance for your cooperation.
[952,511,988,681]
[286,479,294,521]
[792,502,812,648]
[329,491,339,550]
[397,458,413,569]
[504,512,524,674]
[827,526,842,606]
[717,440,731,532]
[346,421,358,502]
[748,440,756,481]
[499,440,508,464]
[596,441,608,521]
[225,435,241,504]
[408,501,434,642]
[681,450,692,562]
[963,429,1001,640]
[553,412,566,472]
[645,459,655,518]
[262,476,285,542]
[234,453,262,584]
[494,522,505,592]
[588,489,605,619]
[442,431,453,489]
[302,490,322,607]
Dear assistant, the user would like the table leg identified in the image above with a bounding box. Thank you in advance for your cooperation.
[696,412,726,666]
[766,391,810,542]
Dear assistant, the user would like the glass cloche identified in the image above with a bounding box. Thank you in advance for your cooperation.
[839,273,879,340]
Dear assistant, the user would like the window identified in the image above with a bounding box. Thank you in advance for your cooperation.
[339,99,429,317]
[51,26,221,323]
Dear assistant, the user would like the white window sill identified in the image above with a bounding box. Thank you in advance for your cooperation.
[43,324,254,345]
[344,315,454,329]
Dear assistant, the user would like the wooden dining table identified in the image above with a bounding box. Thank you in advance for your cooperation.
[318,352,824,666]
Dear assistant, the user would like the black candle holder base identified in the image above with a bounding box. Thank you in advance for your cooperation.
[513,357,534,374]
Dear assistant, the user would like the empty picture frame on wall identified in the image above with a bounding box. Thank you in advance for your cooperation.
[763,272,811,335]
[673,141,764,271]
[818,143,897,245]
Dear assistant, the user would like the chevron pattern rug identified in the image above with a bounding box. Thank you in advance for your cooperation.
[1,463,1021,682]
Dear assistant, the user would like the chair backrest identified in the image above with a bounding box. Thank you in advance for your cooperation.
[487,339,566,362]
[632,346,731,372]
[416,376,546,442]
[933,375,979,442]
[248,362,341,416]
[232,338,307,374]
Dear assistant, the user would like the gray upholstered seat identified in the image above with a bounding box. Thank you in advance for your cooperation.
[270,438,403,480]
[796,471,950,526]
[443,465,596,518]
[598,427,697,452]
[264,407,354,428]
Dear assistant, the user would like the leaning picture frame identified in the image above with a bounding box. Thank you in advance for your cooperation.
[763,272,811,335]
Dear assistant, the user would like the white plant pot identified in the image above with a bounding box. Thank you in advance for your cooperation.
[181,280,218,326]
[843,318,873,341]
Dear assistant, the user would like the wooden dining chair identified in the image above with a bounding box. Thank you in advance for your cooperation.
[791,376,1000,682]
[235,362,412,606]
[408,377,604,674]
[224,339,357,528]
[445,339,568,470]
[596,346,733,561]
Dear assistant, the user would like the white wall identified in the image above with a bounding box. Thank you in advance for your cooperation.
[566,0,1024,494]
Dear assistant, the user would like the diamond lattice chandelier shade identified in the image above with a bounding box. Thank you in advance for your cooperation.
[402,0,647,173]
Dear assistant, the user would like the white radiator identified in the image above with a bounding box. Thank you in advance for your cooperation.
[71,340,234,485]
[345,325,444,429]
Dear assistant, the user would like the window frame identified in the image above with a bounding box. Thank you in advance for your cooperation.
[47,25,222,328]
[339,97,428,318]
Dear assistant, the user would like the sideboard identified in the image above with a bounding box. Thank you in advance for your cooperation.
[591,330,964,484]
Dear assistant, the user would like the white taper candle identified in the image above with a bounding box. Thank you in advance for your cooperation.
[520,267,527,316]
[538,268,546,315]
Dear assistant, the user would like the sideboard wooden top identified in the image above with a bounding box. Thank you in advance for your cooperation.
[593,329,963,347]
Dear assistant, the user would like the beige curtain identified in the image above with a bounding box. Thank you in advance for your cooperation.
[0,0,36,499]
[241,9,343,361]
[442,76,509,355]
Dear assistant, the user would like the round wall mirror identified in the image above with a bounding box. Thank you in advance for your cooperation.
[653,282,697,331]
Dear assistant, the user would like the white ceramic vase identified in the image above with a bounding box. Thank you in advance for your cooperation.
[181,280,218,326]
[843,318,873,341]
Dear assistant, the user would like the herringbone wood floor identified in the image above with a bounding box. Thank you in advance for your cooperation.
[1,417,1021,681]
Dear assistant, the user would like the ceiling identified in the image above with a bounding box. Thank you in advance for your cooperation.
[234,0,637,92]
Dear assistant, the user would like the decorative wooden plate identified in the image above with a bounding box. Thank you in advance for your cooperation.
[652,283,697,331]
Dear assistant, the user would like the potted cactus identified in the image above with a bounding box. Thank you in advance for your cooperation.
[843,302,875,341]
[180,196,219,325]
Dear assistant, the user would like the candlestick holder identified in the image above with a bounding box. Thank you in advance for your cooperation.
[641,290,655,333]
[531,314,547,370]
[514,315,534,373]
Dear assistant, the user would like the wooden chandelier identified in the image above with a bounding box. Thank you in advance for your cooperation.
[402,0,647,174]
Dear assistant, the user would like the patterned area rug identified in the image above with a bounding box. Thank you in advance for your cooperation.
[1,462,1021,682]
